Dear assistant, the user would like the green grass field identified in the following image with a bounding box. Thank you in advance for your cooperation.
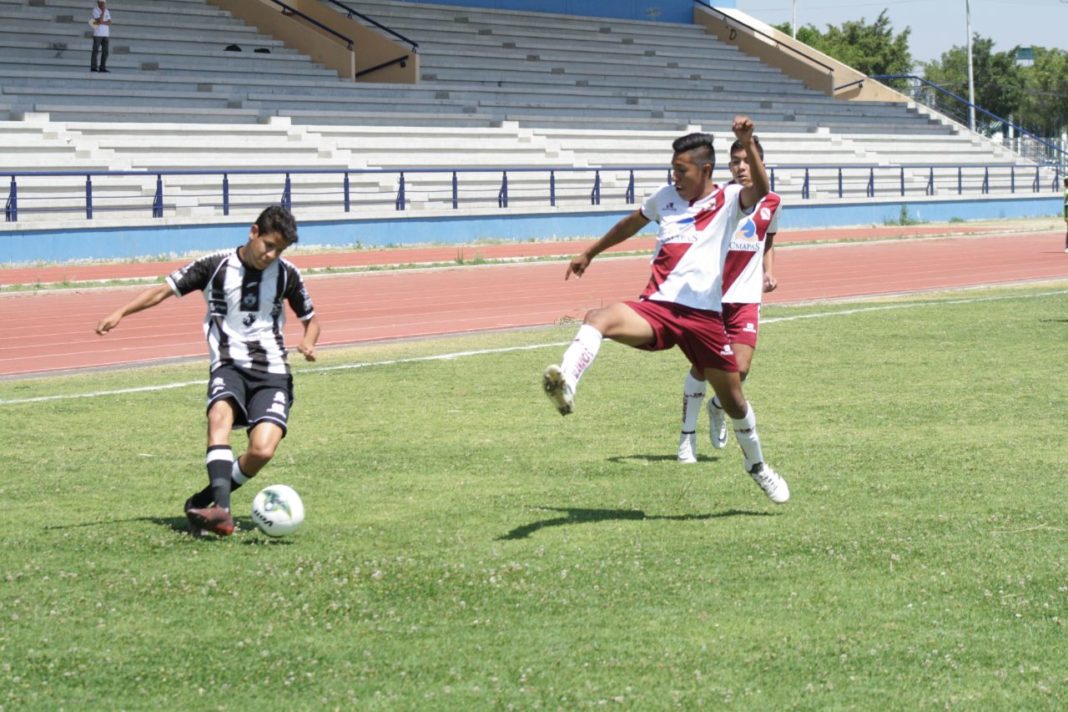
[2,285,1066,711]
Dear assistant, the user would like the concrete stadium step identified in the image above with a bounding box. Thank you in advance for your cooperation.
[28,104,266,124]
[283,109,500,129]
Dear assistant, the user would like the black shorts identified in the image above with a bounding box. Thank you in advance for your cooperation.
[206,365,295,435]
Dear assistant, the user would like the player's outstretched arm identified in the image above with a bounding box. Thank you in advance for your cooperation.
[295,315,321,362]
[566,209,649,279]
[733,116,770,209]
[95,283,174,335]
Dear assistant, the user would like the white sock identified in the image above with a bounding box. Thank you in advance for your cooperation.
[232,459,250,486]
[732,403,765,471]
[681,372,706,433]
[560,324,603,389]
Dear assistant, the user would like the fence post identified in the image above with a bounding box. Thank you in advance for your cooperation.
[85,174,93,220]
[281,173,292,210]
[550,170,556,207]
[957,166,962,195]
[1010,165,1015,194]
[769,167,775,193]
[343,172,350,213]
[802,168,810,200]
[5,176,16,222]
[867,167,874,198]
[498,171,508,208]
[223,173,230,216]
[837,167,843,198]
[153,174,163,218]
[982,166,989,194]
[451,171,458,209]
[900,166,905,197]
[1033,166,1039,193]
[626,169,634,203]
[395,172,405,211]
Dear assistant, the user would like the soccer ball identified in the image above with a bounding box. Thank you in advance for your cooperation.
[251,484,304,537]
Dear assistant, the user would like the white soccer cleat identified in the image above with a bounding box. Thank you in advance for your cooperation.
[677,432,697,463]
[748,463,789,504]
[542,365,574,415]
[707,399,728,449]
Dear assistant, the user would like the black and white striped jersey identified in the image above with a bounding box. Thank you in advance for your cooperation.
[166,247,315,375]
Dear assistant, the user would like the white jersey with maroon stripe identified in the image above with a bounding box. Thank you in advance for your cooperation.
[165,247,315,375]
[639,182,747,312]
[722,192,781,304]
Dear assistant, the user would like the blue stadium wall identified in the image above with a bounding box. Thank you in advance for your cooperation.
[0,196,1059,265]
[402,0,734,24]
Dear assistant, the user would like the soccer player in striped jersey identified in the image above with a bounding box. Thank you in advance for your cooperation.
[542,117,788,504]
[95,205,321,535]
[678,136,780,464]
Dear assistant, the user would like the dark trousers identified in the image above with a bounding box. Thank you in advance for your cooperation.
[91,36,109,71]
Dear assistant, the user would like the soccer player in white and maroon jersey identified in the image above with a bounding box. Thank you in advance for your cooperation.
[542,117,788,503]
[678,137,781,465]
[95,205,322,535]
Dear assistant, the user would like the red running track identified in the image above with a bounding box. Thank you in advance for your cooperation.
[1,230,1065,378]
[0,222,1047,287]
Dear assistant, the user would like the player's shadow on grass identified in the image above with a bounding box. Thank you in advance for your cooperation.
[48,516,292,543]
[46,515,193,531]
[497,506,773,541]
[607,453,722,464]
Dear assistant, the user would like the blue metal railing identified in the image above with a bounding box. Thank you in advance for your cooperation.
[0,163,1059,222]
[837,74,1067,167]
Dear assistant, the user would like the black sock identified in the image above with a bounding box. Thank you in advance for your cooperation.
[206,445,234,511]
[187,461,252,510]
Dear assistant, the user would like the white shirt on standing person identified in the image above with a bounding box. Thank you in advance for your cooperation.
[91,1,111,38]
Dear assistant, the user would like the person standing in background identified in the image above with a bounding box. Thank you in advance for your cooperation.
[1062,177,1067,253]
[90,0,111,73]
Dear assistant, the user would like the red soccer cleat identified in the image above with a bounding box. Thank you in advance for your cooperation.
[185,506,236,537]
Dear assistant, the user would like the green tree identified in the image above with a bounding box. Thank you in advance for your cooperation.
[775,10,913,79]
[1015,47,1068,137]
[922,36,1025,134]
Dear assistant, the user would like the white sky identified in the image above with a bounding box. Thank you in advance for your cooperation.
[734,0,1068,65]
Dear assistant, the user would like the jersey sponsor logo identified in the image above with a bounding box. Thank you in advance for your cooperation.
[729,219,760,252]
[743,322,757,333]
[720,343,734,356]
[210,377,225,394]
[661,216,699,244]
[760,207,772,221]
[242,313,256,327]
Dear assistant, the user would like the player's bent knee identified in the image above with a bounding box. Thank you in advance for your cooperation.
[583,306,612,330]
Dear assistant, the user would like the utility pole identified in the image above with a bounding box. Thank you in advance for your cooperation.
[966,0,976,131]
[792,0,798,38]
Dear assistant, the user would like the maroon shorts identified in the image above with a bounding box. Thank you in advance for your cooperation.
[723,302,760,348]
[625,299,738,373]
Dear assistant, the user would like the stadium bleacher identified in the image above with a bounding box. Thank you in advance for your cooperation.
[0,0,1048,225]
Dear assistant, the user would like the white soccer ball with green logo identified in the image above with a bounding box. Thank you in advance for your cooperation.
[251,484,304,537]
